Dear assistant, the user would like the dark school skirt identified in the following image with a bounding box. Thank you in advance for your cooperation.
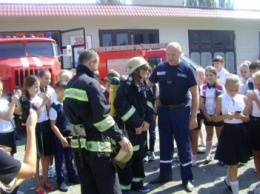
[215,123,251,165]
[36,120,54,158]
[0,131,16,155]
[204,115,223,127]
[249,116,260,150]
[193,113,203,130]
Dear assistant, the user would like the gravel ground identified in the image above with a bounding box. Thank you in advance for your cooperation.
[15,125,259,194]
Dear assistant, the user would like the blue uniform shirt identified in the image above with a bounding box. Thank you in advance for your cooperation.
[149,61,197,105]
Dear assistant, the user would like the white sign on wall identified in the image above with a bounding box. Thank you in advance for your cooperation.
[69,35,92,48]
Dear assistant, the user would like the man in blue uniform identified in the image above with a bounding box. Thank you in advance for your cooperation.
[147,42,199,192]
[63,49,131,194]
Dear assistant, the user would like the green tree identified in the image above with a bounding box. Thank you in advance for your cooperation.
[96,0,126,4]
[183,0,234,9]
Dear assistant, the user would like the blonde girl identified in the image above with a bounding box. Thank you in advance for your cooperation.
[213,74,251,194]
[239,61,251,94]
[58,69,73,82]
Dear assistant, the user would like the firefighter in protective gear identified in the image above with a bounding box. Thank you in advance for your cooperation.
[114,57,154,193]
[63,49,131,194]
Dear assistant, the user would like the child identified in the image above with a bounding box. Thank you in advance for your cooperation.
[246,60,260,91]
[246,71,260,193]
[212,55,229,86]
[103,69,120,103]
[58,69,73,83]
[15,75,54,194]
[238,61,251,94]
[200,66,225,164]
[144,66,159,162]
[38,69,56,178]
[49,81,78,191]
[213,74,251,194]
[38,69,57,104]
[0,81,20,156]
[114,57,153,194]
[190,67,205,166]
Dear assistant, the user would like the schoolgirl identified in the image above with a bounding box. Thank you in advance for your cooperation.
[0,81,20,156]
[16,75,54,194]
[38,69,57,103]
[191,67,205,166]
[38,69,56,178]
[238,61,251,94]
[246,71,260,193]
[213,74,251,194]
[200,66,225,164]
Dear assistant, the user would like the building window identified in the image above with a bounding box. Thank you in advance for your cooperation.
[116,33,128,45]
[99,29,159,46]
[188,30,235,73]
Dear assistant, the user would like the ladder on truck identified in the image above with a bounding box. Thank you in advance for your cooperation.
[92,43,168,52]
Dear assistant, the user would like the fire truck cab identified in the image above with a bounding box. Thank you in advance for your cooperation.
[0,36,61,97]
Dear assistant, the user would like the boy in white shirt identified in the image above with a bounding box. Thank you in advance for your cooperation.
[212,55,229,86]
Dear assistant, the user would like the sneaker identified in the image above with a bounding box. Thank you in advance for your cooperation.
[184,181,194,192]
[204,155,212,164]
[137,186,150,193]
[143,155,149,163]
[148,152,155,161]
[59,182,68,192]
[48,166,56,178]
[218,161,225,166]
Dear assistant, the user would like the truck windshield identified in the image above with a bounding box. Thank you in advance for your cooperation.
[0,42,25,58]
[148,57,163,68]
[26,42,54,57]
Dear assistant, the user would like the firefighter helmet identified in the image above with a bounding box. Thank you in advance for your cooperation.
[126,57,148,75]
[114,142,133,168]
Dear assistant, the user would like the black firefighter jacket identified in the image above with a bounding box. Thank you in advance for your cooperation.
[63,64,124,157]
[114,79,154,156]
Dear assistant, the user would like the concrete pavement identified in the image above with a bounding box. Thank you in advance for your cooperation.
[15,127,258,194]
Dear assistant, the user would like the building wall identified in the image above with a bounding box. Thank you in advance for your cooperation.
[0,16,259,70]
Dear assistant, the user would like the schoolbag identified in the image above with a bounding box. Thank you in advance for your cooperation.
[202,84,223,102]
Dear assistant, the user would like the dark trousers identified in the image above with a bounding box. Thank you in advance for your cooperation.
[145,120,156,153]
[54,136,77,185]
[117,155,145,190]
[74,151,122,194]
[158,105,193,185]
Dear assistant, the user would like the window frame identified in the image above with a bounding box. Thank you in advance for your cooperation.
[99,29,159,46]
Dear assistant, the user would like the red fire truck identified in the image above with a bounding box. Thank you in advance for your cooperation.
[94,43,201,84]
[0,35,61,97]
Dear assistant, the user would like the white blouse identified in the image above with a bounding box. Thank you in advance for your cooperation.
[30,96,49,123]
[251,90,260,117]
[222,93,245,124]
[0,99,14,133]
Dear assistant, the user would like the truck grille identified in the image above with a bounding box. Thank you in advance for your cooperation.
[14,68,52,88]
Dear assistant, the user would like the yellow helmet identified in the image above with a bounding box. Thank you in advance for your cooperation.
[126,57,148,75]
[114,142,133,169]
